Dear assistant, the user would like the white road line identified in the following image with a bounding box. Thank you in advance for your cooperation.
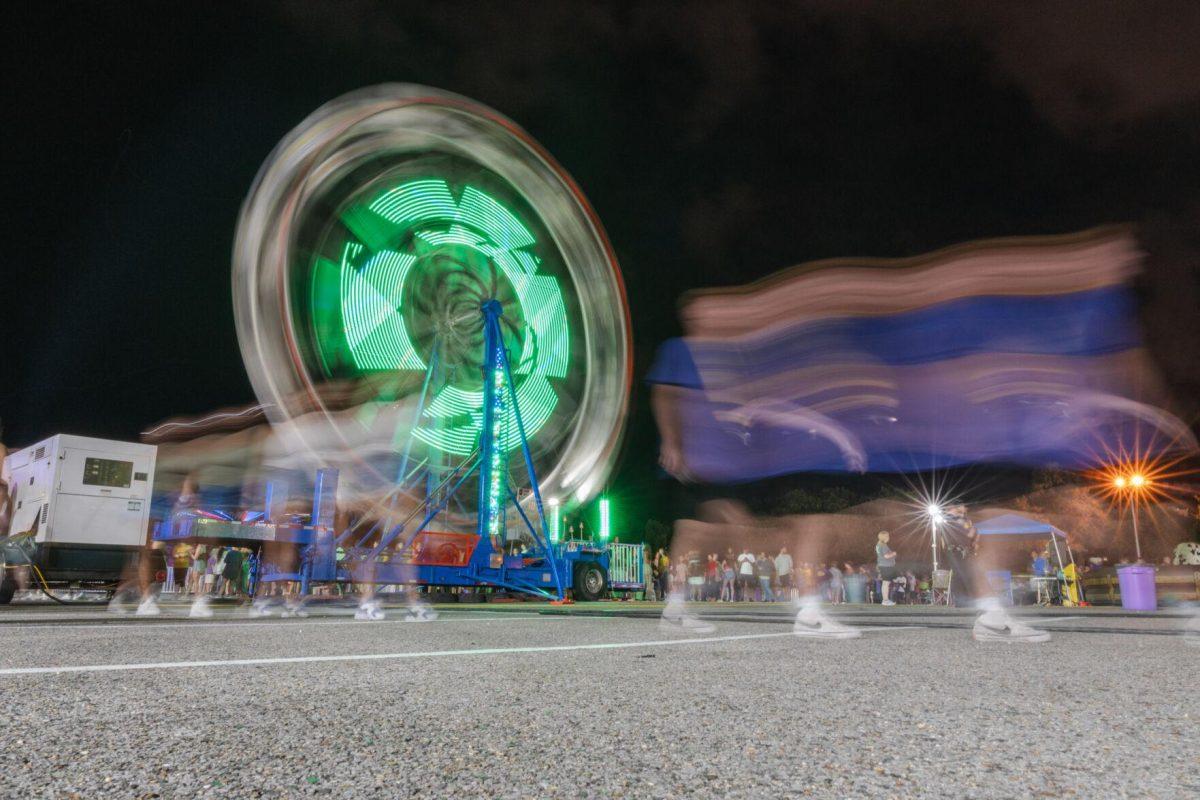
[1030,616,1082,624]
[0,631,803,675]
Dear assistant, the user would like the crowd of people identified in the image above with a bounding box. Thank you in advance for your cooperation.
[650,540,932,606]
[159,544,252,599]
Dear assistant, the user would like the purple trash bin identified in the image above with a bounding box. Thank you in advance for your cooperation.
[1116,564,1157,611]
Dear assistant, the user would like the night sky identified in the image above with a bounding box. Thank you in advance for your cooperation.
[6,2,1200,515]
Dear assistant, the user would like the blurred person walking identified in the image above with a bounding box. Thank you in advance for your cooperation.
[942,505,1050,642]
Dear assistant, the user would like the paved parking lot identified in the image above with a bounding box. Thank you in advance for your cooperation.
[0,601,1195,798]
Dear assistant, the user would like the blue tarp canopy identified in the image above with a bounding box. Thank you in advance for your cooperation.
[975,513,1075,571]
[976,513,1067,538]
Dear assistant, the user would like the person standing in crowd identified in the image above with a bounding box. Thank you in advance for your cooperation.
[828,563,844,604]
[774,547,793,601]
[648,544,657,599]
[736,547,756,601]
[756,551,775,601]
[686,551,704,601]
[657,548,671,601]
[875,531,898,606]
[860,564,875,603]
[216,547,244,598]
[704,553,720,601]
[720,558,735,601]
[1031,549,1048,577]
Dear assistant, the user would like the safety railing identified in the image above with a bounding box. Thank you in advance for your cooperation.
[607,542,645,590]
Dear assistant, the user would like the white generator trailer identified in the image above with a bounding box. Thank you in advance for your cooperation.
[1,434,157,602]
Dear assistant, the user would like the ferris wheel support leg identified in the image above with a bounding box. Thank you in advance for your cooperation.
[393,347,439,500]
[476,302,505,550]
[497,319,565,601]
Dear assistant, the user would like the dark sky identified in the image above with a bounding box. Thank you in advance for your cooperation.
[5,1,1200,508]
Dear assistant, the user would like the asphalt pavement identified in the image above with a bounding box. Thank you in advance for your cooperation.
[0,600,1195,799]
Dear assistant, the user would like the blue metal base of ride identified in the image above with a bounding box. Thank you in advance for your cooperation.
[154,514,610,600]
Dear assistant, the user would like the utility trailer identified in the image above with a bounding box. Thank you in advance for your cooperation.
[0,435,158,602]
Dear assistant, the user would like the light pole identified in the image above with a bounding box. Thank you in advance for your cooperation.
[926,503,944,574]
[1113,473,1147,562]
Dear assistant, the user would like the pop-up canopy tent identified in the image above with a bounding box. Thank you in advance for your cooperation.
[975,513,1075,572]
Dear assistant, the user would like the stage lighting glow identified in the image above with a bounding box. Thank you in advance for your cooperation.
[1129,473,1146,488]
[925,503,945,523]
[1113,475,1128,489]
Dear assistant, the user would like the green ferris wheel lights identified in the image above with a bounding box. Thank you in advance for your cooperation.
[320,177,571,457]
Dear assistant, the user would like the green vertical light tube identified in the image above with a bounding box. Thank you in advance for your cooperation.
[548,498,561,543]
[598,497,611,541]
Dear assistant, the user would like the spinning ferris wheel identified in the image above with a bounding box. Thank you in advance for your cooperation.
[232,85,631,551]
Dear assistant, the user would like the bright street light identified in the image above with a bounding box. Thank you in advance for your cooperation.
[1110,472,1149,562]
[925,503,944,575]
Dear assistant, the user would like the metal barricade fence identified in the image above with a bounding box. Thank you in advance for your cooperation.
[607,542,645,591]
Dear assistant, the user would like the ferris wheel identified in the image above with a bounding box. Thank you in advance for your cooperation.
[232,85,631,539]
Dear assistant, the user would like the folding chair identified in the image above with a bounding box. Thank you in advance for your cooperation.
[931,568,953,606]
[1033,576,1054,605]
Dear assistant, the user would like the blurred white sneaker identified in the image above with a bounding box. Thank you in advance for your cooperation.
[658,599,716,635]
[135,596,161,616]
[248,598,279,618]
[793,601,861,639]
[107,594,131,615]
[881,599,896,606]
[973,607,1049,643]
[404,603,438,622]
[355,600,385,621]
[282,599,310,619]
[189,596,214,619]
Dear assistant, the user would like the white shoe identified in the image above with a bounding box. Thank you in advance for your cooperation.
[405,603,438,622]
[354,600,385,621]
[135,596,161,617]
[107,595,131,615]
[793,603,861,639]
[189,597,214,619]
[248,598,279,618]
[282,599,310,619]
[881,599,896,606]
[658,600,716,635]
[973,608,1049,643]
